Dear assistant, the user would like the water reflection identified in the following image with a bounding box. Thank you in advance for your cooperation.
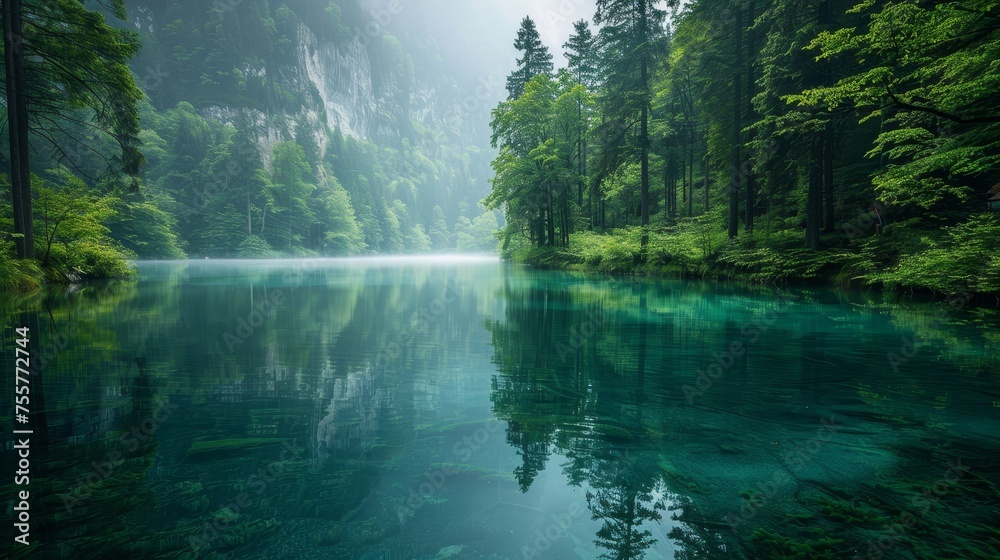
[484,268,1000,559]
[1,259,998,559]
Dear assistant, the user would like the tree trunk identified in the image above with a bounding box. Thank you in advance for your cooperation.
[640,98,650,243]
[745,0,756,233]
[562,183,570,246]
[595,109,607,231]
[4,0,33,259]
[577,93,585,207]
[703,141,710,213]
[589,181,600,231]
[547,184,555,247]
[823,123,835,233]
[728,4,743,239]
[663,144,671,223]
[806,140,822,249]
[639,3,650,252]
[688,122,694,218]
[671,149,678,219]
[682,132,688,207]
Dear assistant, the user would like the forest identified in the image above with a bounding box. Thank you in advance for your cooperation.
[3,2,1000,559]
[1,0,499,291]
[2,0,999,299]
[487,0,1000,298]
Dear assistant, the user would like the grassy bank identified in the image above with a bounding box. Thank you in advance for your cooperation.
[0,254,44,294]
[507,213,1000,301]
[0,241,136,296]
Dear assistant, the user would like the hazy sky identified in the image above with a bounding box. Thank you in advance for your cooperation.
[497,0,600,67]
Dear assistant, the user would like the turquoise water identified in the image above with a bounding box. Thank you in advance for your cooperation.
[2,257,998,559]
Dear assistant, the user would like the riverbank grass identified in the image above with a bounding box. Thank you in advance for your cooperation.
[509,213,1000,296]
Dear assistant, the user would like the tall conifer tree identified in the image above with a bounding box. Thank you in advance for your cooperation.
[506,16,554,100]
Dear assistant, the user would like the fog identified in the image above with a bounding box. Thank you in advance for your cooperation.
[495,0,601,64]
[367,1,601,102]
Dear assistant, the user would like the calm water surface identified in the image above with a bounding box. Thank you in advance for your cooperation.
[2,256,998,559]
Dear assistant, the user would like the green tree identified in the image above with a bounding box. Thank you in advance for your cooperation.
[317,171,365,255]
[793,0,1000,215]
[595,0,669,246]
[455,210,499,252]
[564,19,598,89]
[564,24,598,210]
[2,0,144,259]
[488,75,559,249]
[105,194,187,260]
[33,171,133,278]
[268,141,317,251]
[506,16,554,100]
[428,205,451,250]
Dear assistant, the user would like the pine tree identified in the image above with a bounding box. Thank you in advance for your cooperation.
[595,0,668,246]
[564,20,597,90]
[564,20,597,208]
[505,16,554,100]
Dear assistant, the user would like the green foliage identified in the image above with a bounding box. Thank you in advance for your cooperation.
[0,0,505,291]
[0,244,43,293]
[236,235,280,258]
[321,3,351,42]
[455,211,500,253]
[267,141,317,250]
[564,20,598,89]
[317,173,366,256]
[34,172,136,280]
[407,224,433,253]
[793,0,1000,215]
[105,196,187,259]
[572,229,642,273]
[14,0,146,184]
[488,73,590,249]
[749,529,844,559]
[483,0,1000,300]
[506,17,554,100]
[865,213,1000,294]
[717,232,855,283]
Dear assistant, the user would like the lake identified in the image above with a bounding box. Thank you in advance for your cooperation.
[3,256,998,559]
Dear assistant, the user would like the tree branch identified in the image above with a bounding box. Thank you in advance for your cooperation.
[886,87,1000,124]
